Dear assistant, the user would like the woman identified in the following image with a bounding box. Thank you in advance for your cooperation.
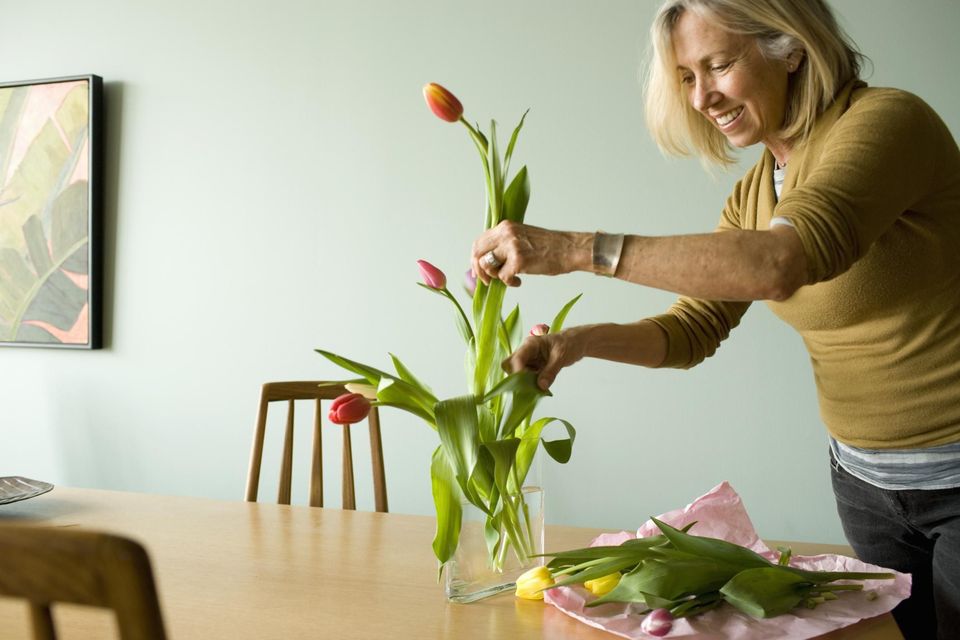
[470,1,960,637]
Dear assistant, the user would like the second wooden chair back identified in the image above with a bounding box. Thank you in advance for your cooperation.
[0,525,167,640]
[245,381,388,511]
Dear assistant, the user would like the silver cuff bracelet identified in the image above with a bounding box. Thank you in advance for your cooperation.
[592,232,624,277]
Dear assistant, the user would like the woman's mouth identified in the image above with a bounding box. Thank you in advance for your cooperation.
[714,106,744,129]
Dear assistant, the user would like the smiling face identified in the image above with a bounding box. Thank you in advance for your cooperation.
[672,9,795,164]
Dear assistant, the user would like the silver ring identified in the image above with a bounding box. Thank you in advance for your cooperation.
[481,250,503,269]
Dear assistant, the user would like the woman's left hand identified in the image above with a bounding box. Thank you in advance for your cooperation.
[471,221,590,287]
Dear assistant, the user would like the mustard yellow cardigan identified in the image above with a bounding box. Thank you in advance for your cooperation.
[651,81,960,449]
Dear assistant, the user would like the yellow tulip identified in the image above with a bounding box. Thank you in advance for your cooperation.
[515,566,554,600]
[583,572,621,596]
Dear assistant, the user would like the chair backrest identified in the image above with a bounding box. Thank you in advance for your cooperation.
[245,381,388,512]
[0,525,167,640]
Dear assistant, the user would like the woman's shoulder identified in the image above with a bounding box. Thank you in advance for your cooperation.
[845,84,940,125]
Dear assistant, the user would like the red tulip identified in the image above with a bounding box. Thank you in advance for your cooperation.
[417,259,447,289]
[328,393,372,424]
[422,83,463,123]
[530,323,549,337]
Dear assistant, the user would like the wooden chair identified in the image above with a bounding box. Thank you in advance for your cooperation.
[0,525,167,640]
[245,381,388,512]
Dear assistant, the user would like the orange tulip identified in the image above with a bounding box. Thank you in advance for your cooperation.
[422,83,463,123]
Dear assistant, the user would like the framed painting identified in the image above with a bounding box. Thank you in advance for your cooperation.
[0,75,103,349]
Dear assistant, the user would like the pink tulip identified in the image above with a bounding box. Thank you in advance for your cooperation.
[328,393,372,425]
[530,323,549,337]
[464,269,477,296]
[417,259,447,289]
[422,83,464,123]
[640,608,674,637]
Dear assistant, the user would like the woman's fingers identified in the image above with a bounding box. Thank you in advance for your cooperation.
[503,333,576,390]
[472,220,529,287]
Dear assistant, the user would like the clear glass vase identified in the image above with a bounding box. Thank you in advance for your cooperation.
[444,486,545,603]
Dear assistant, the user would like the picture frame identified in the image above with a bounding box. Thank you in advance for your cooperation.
[0,74,103,349]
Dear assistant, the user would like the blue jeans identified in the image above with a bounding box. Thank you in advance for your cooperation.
[830,450,960,640]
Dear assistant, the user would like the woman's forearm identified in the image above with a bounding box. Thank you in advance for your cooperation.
[567,227,808,302]
[566,320,668,369]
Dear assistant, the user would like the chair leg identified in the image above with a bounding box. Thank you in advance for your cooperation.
[342,424,356,510]
[30,603,55,640]
[245,393,270,502]
[278,399,295,505]
[309,398,323,507]
[368,408,388,513]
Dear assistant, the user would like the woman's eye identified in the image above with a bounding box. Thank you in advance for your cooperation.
[710,63,731,73]
[680,75,694,85]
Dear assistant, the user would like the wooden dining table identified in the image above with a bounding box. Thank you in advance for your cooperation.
[0,487,901,639]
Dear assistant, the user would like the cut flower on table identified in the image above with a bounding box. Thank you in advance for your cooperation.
[537,483,911,640]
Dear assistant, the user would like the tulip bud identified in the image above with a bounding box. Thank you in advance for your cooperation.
[417,259,447,289]
[464,268,477,296]
[640,608,674,637]
[529,323,549,337]
[583,572,621,597]
[422,82,464,123]
[328,393,372,425]
[515,565,555,600]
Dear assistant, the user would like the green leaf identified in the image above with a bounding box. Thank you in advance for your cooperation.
[503,109,529,179]
[389,352,433,395]
[617,556,743,602]
[502,166,530,224]
[316,379,367,388]
[431,446,463,569]
[502,304,521,353]
[651,518,772,570]
[538,418,577,464]
[315,349,391,385]
[473,279,506,396]
[482,438,521,499]
[720,567,812,618]
[587,562,681,608]
[376,377,436,426]
[544,537,671,568]
[550,293,583,334]
[480,370,542,404]
[550,558,636,589]
[498,372,551,439]
[487,119,503,225]
[435,395,482,498]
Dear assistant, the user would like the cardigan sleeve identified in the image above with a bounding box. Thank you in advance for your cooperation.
[648,175,753,369]
[775,89,948,283]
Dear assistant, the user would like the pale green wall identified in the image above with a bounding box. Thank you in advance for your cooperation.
[1,1,957,544]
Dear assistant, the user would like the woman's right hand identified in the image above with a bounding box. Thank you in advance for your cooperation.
[502,321,669,390]
[502,329,586,391]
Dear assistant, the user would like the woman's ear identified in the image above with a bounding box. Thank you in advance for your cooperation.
[786,49,806,73]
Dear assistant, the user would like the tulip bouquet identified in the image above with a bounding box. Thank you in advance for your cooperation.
[317,83,579,583]
[519,518,894,635]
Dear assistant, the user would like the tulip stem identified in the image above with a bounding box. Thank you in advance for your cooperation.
[442,288,476,346]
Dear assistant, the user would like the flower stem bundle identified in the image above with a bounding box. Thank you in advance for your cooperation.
[539,518,895,621]
[317,83,582,576]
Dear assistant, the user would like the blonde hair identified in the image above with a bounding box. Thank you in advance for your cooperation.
[645,0,863,166]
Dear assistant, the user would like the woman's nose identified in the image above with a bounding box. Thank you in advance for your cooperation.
[692,78,718,112]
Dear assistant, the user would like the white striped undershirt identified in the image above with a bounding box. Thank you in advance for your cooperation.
[772,164,960,490]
